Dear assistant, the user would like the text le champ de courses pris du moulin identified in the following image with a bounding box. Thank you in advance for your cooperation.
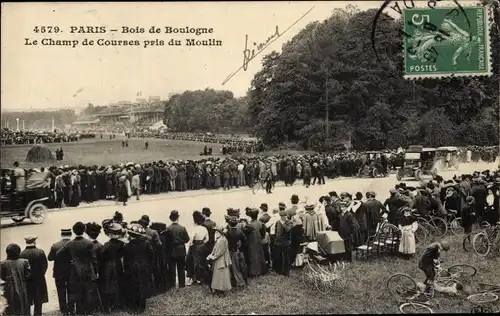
[24,26,223,49]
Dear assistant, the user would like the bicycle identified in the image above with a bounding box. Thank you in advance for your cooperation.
[399,300,436,314]
[387,264,477,301]
[414,213,447,239]
[300,254,347,295]
[443,209,463,236]
[472,222,500,257]
[463,221,491,252]
[251,178,266,194]
[467,282,500,304]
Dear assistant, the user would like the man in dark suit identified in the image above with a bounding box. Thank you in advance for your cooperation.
[20,236,48,316]
[56,221,98,316]
[48,229,72,315]
[202,208,216,254]
[85,222,103,314]
[164,210,190,289]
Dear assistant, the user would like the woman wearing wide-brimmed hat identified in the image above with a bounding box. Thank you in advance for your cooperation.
[398,207,418,259]
[121,224,154,313]
[100,223,126,313]
[225,215,247,288]
[206,225,232,295]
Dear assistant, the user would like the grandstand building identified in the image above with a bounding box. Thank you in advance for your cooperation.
[72,97,165,127]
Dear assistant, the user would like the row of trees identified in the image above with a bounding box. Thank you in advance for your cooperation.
[1,109,77,130]
[163,89,251,133]
[246,3,499,150]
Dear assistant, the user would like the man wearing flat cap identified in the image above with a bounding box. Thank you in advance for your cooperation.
[48,229,73,315]
[384,189,407,225]
[20,236,48,316]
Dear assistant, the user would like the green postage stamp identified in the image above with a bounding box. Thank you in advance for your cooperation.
[403,6,492,79]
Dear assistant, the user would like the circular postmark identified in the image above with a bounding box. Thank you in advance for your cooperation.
[370,0,492,79]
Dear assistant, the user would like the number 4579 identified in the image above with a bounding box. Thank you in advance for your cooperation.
[33,26,60,33]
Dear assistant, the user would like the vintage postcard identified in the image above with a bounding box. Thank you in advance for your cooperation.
[1,1,499,315]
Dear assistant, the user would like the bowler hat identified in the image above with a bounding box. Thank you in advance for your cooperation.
[170,210,180,221]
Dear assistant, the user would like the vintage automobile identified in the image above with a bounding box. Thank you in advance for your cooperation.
[0,170,52,224]
[357,151,390,178]
[436,146,460,170]
[396,146,438,181]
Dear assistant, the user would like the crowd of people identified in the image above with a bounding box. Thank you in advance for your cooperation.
[1,153,380,208]
[0,129,95,146]
[1,166,499,315]
[2,145,499,210]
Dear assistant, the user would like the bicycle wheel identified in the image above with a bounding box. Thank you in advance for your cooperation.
[429,217,448,237]
[415,225,428,244]
[447,264,477,278]
[473,232,491,257]
[467,292,499,304]
[252,181,261,194]
[387,273,418,300]
[399,302,434,314]
[462,233,473,252]
[450,218,463,236]
[315,279,333,295]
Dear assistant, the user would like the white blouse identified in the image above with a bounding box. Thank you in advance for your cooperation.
[190,225,209,245]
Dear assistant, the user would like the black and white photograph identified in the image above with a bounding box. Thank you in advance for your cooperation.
[0,1,499,315]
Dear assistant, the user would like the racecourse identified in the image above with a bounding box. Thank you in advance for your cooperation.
[0,137,223,167]
[0,161,497,314]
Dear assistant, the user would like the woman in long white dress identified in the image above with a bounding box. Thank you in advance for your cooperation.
[398,207,418,259]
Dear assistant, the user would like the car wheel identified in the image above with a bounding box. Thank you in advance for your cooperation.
[28,203,48,224]
[396,170,402,181]
[415,169,422,181]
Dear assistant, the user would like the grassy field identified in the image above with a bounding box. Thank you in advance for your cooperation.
[43,234,499,315]
[1,137,316,169]
[1,137,223,168]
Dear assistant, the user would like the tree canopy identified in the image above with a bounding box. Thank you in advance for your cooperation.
[163,88,251,133]
[247,3,500,150]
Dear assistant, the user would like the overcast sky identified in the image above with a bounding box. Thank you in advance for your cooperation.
[1,1,474,111]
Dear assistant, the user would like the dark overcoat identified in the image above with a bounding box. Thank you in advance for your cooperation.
[19,246,49,305]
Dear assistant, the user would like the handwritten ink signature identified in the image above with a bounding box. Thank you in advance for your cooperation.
[222,6,315,85]
[242,26,281,71]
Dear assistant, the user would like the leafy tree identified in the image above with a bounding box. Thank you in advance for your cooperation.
[247,4,499,150]
[164,89,250,133]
